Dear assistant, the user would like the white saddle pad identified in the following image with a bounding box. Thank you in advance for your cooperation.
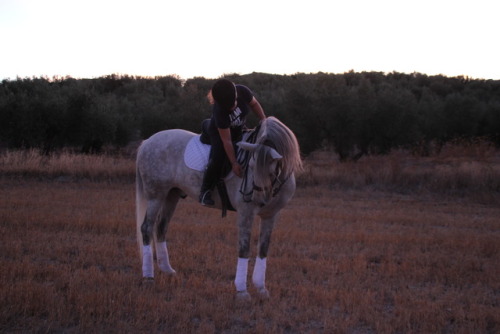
[184,135,210,171]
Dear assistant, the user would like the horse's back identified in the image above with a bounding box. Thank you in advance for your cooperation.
[141,129,195,149]
[138,129,195,160]
[137,129,200,198]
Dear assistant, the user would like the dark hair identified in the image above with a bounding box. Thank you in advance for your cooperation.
[211,79,236,110]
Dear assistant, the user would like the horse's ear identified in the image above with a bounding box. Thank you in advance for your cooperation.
[269,148,283,160]
[237,141,258,152]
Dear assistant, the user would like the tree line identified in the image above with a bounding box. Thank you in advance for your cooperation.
[1,71,499,159]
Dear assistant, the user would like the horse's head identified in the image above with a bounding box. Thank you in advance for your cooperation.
[238,141,283,207]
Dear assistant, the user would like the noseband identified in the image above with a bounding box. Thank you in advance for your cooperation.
[251,163,286,195]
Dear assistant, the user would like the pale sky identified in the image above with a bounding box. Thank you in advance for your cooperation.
[1,0,499,81]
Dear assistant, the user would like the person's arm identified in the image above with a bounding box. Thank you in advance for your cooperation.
[249,97,266,121]
[218,127,243,177]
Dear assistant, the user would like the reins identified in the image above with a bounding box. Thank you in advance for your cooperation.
[238,126,258,202]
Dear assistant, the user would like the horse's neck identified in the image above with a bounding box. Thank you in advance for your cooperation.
[241,125,261,144]
[237,127,261,167]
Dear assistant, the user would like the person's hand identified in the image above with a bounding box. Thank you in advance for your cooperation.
[232,162,243,178]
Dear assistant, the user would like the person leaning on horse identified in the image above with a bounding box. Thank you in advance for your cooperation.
[199,79,266,206]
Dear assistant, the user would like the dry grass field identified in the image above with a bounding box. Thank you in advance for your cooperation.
[0,145,499,333]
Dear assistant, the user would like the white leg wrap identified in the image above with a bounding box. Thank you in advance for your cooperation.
[234,257,249,292]
[156,241,176,274]
[252,257,267,289]
[142,245,154,278]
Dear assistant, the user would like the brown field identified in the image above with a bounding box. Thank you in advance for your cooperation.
[0,146,499,333]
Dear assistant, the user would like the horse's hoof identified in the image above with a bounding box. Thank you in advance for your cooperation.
[160,267,177,275]
[236,291,251,302]
[140,277,154,287]
[257,288,270,300]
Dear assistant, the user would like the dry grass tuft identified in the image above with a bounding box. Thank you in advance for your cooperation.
[300,143,500,203]
[0,149,135,181]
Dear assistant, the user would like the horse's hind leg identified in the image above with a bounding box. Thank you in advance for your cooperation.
[155,189,181,275]
[141,199,162,279]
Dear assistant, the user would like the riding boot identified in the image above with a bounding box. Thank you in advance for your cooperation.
[199,167,216,206]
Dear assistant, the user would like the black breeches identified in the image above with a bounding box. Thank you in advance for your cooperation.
[205,129,227,187]
[200,119,240,191]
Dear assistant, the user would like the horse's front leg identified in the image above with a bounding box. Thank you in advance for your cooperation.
[234,211,254,300]
[252,215,276,299]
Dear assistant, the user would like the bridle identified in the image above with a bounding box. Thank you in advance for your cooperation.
[239,146,289,203]
[252,161,287,194]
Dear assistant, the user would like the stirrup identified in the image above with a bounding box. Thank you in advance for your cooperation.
[200,190,215,206]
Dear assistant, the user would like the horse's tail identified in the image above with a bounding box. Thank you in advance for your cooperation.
[136,165,146,258]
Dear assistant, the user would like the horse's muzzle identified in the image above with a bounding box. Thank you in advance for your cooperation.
[252,185,271,207]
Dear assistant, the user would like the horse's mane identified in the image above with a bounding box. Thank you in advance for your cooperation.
[256,117,303,177]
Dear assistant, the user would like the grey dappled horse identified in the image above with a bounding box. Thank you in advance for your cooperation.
[136,117,302,299]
